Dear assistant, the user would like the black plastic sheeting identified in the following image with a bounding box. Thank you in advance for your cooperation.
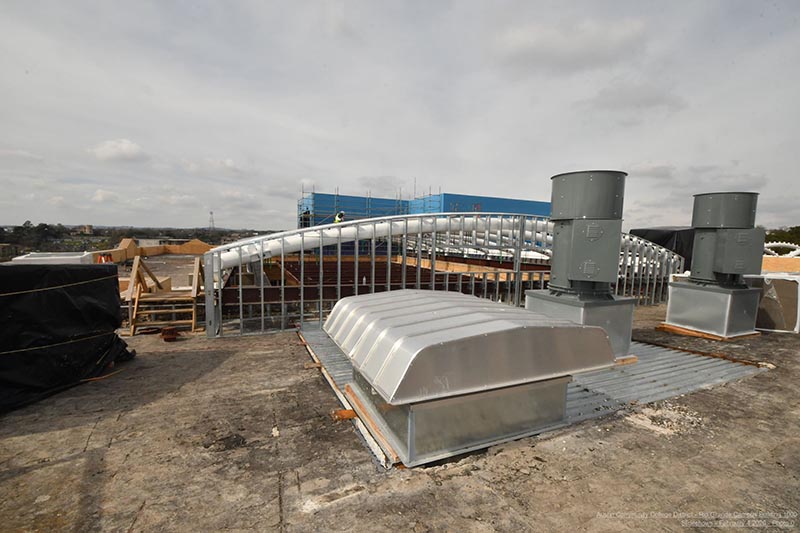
[0,264,135,412]
[630,226,695,270]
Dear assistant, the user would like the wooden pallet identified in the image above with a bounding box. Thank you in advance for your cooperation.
[656,323,761,342]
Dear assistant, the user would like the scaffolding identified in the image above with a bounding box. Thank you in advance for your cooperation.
[298,188,408,228]
[297,187,550,228]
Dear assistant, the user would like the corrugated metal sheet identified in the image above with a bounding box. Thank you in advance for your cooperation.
[323,290,616,404]
[301,328,764,427]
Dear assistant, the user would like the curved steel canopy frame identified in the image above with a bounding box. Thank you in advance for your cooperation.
[203,213,684,337]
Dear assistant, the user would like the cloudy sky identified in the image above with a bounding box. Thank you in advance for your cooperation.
[1,1,798,231]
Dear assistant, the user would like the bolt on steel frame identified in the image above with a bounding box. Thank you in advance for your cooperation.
[203,213,684,337]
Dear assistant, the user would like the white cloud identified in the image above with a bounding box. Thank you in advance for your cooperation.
[220,189,262,210]
[182,158,244,175]
[495,18,647,74]
[91,189,119,203]
[159,194,200,207]
[688,171,768,192]
[0,2,796,229]
[583,82,686,113]
[0,148,44,161]
[356,175,410,198]
[47,195,65,206]
[87,139,148,162]
[629,163,676,180]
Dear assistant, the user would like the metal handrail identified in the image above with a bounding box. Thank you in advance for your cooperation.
[203,212,684,337]
[207,212,553,255]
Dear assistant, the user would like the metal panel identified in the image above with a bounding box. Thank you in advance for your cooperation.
[410,377,567,460]
[301,329,765,466]
[525,290,635,358]
[353,372,410,450]
[713,228,766,274]
[688,191,761,286]
[665,282,761,337]
[550,170,626,220]
[745,274,800,333]
[691,192,758,228]
[689,229,718,283]
[324,289,616,405]
[547,171,625,296]
[564,219,623,284]
[303,329,764,410]
[350,370,568,467]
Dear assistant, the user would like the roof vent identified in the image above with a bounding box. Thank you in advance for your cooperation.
[324,289,615,466]
[665,192,765,338]
[526,170,636,358]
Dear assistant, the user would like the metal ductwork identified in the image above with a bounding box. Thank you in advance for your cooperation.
[525,170,635,357]
[325,290,616,467]
[686,192,763,286]
[665,192,765,337]
[547,170,626,298]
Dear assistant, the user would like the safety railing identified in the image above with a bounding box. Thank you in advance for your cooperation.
[618,233,685,305]
[203,213,683,337]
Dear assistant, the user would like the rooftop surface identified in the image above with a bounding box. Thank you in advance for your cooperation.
[0,306,797,531]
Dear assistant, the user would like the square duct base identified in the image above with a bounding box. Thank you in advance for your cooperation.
[350,371,569,467]
[665,282,761,338]
[524,290,635,358]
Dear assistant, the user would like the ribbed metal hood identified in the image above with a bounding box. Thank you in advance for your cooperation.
[324,290,616,404]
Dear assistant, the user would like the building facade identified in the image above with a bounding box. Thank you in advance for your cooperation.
[298,192,550,228]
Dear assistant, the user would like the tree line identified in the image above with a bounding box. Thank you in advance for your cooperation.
[3,220,798,253]
[766,226,800,245]
[0,221,255,252]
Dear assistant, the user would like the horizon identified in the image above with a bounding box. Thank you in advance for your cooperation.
[2,2,798,230]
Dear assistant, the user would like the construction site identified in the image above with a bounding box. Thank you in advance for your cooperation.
[1,175,799,531]
[5,1,800,529]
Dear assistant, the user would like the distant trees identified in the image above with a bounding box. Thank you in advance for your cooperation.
[766,226,800,246]
[10,220,793,252]
[0,221,262,251]
[2,221,70,249]
[100,227,233,244]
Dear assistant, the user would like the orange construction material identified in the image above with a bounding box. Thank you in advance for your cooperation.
[656,322,761,341]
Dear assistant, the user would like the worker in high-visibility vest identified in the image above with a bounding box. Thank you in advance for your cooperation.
[334,211,345,223]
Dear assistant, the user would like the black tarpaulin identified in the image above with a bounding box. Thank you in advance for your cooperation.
[0,264,135,412]
[630,227,695,270]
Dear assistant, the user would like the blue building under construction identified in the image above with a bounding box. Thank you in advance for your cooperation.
[297,192,550,228]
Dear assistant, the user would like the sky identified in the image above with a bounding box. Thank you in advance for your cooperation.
[1,1,798,231]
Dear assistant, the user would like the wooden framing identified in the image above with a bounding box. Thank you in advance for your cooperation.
[656,323,762,342]
[123,256,164,302]
[125,256,205,335]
